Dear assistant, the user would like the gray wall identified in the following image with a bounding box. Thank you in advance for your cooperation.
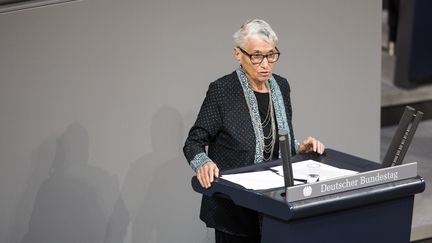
[0,0,380,242]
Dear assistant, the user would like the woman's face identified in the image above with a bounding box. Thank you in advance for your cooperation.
[234,38,277,84]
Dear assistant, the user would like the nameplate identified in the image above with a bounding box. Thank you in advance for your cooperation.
[286,162,418,202]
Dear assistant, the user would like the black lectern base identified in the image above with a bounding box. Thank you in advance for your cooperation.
[261,195,414,243]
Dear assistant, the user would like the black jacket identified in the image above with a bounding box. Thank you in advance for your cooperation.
[183,71,295,236]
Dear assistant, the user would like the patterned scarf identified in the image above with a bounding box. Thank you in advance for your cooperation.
[236,67,292,164]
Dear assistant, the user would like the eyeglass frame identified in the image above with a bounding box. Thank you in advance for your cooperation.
[237,46,281,64]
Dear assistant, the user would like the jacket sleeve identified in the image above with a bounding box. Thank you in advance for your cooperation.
[183,81,223,171]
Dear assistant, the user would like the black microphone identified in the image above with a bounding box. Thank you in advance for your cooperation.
[279,129,294,188]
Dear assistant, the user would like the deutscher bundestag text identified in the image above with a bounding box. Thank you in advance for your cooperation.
[321,172,398,193]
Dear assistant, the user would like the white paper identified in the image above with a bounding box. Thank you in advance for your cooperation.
[221,170,285,190]
[221,169,303,190]
[271,160,358,181]
[220,160,358,190]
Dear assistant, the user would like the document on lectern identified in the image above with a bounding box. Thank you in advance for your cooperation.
[271,160,358,181]
[221,170,286,190]
[220,160,358,190]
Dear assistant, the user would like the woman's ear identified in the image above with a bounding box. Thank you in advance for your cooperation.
[233,47,241,64]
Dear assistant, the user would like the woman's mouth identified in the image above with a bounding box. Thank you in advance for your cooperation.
[259,71,270,77]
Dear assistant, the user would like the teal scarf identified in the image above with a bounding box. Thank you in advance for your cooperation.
[236,67,292,163]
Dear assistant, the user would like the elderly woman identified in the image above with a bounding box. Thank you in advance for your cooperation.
[183,19,325,243]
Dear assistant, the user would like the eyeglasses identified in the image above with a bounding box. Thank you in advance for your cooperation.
[237,46,280,64]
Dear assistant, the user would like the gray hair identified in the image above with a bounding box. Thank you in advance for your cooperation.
[233,19,278,48]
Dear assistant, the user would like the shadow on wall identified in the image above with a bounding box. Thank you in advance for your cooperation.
[120,105,206,243]
[9,135,57,243]
[20,122,129,243]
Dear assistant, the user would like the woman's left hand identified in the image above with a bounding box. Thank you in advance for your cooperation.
[298,136,325,154]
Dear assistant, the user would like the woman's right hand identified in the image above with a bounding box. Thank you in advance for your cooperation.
[196,161,219,189]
